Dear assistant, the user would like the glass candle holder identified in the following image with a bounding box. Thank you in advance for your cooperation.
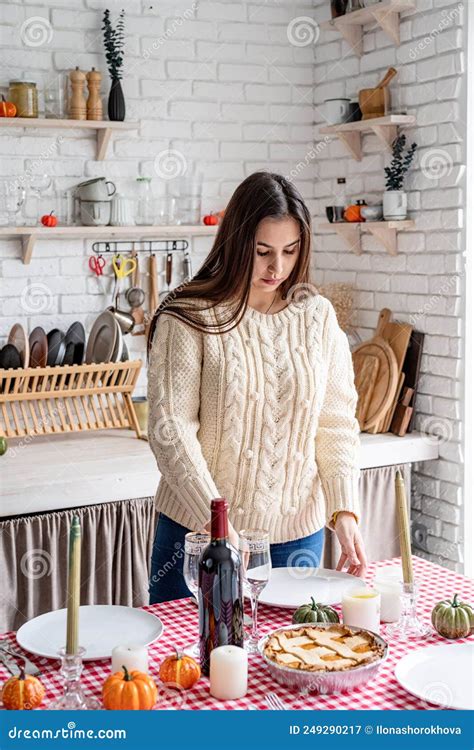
[385,581,431,641]
[47,646,101,710]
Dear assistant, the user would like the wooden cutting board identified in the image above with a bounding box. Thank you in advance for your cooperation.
[354,354,380,429]
[403,330,425,433]
[366,309,413,433]
[352,310,398,430]
[391,386,414,436]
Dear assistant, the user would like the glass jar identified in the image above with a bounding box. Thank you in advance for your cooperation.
[9,81,38,118]
[135,177,154,225]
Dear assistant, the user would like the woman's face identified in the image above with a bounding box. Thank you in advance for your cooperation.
[252,216,301,295]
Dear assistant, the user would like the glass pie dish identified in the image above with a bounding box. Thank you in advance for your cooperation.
[258,622,388,694]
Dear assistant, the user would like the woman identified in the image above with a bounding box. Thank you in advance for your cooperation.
[147,171,367,604]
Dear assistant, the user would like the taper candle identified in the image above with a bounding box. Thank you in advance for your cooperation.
[66,515,81,655]
[395,470,413,585]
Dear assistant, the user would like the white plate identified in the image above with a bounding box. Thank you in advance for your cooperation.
[16,605,164,661]
[395,642,474,710]
[257,567,359,608]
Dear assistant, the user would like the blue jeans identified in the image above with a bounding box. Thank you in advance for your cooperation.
[148,513,325,604]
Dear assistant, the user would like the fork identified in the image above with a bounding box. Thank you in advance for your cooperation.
[265,693,289,710]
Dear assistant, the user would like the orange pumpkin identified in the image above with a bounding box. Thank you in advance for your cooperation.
[102,665,157,710]
[159,648,201,690]
[1,665,45,710]
[0,96,16,118]
[344,204,363,222]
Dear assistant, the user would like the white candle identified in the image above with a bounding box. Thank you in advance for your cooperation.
[111,644,148,674]
[209,645,248,700]
[373,567,403,623]
[342,587,381,633]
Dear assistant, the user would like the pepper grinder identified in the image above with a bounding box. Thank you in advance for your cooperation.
[86,67,102,121]
[68,67,87,120]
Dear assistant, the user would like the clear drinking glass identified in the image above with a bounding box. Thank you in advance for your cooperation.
[27,173,53,225]
[0,179,26,226]
[183,531,210,657]
[239,529,272,653]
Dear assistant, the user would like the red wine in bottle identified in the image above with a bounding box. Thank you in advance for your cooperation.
[198,498,244,676]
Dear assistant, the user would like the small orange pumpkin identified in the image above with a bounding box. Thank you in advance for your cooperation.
[344,203,363,222]
[1,665,46,710]
[203,213,219,226]
[0,96,16,118]
[40,211,58,227]
[102,665,157,710]
[159,648,201,690]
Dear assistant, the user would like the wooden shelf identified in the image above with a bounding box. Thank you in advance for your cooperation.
[319,115,416,161]
[0,225,219,264]
[320,0,415,57]
[318,220,414,256]
[0,117,138,160]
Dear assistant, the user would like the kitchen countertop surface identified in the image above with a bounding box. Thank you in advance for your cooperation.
[0,430,439,519]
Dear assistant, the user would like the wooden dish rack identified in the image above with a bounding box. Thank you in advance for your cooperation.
[0,360,143,439]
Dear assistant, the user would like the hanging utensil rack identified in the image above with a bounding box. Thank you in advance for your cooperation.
[0,360,143,440]
[91,239,189,255]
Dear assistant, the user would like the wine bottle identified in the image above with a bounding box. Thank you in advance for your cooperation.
[198,498,244,676]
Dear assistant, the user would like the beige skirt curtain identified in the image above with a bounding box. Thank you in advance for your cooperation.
[323,463,411,569]
[0,498,157,633]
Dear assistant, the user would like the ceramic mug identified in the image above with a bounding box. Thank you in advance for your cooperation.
[80,200,111,226]
[326,206,345,223]
[324,98,350,124]
[76,177,116,202]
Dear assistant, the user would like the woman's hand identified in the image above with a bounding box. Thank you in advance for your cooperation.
[334,512,368,579]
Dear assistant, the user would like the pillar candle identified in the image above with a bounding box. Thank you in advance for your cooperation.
[111,644,149,674]
[65,515,81,655]
[342,587,381,633]
[209,646,247,700]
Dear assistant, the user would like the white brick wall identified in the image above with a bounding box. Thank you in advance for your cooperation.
[0,0,467,571]
[313,0,466,571]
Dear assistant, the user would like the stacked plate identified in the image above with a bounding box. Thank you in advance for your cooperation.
[84,311,129,364]
[1,315,129,371]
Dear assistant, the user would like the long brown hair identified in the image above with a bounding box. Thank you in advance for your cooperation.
[147,171,313,350]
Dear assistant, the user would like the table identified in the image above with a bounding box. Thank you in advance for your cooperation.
[0,556,472,710]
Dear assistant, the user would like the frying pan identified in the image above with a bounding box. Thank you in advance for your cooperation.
[47,329,66,367]
[29,327,48,368]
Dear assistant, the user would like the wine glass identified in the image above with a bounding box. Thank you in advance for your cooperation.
[28,174,52,225]
[182,531,210,657]
[239,529,272,653]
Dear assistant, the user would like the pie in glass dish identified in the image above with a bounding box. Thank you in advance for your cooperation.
[263,623,385,673]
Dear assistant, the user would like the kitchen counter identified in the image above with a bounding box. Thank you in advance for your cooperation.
[0,429,439,519]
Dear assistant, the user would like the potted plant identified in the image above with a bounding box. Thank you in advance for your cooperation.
[102,8,125,122]
[383,134,417,221]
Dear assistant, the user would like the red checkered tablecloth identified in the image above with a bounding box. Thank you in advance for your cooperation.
[1,556,473,710]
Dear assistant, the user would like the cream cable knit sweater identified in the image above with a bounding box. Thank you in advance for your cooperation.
[147,293,361,544]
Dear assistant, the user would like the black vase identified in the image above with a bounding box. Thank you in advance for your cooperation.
[108,78,125,122]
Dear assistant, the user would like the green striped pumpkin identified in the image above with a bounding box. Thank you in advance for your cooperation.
[292,597,340,624]
[431,593,474,639]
